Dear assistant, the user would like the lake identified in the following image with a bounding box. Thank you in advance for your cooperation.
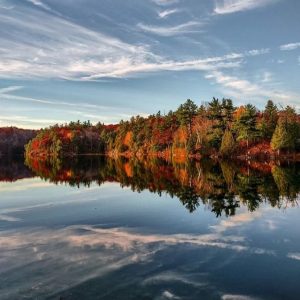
[0,157,300,300]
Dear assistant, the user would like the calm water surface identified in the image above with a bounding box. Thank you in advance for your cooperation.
[0,157,300,300]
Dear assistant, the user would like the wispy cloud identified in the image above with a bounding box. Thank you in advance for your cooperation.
[137,21,202,36]
[81,50,253,80]
[0,115,65,126]
[0,214,21,222]
[0,3,14,9]
[26,0,52,11]
[152,0,179,6]
[287,253,300,261]
[247,48,270,56]
[0,2,276,84]
[158,8,180,18]
[0,86,148,127]
[0,5,157,80]
[279,42,300,51]
[0,85,23,94]
[214,0,276,15]
[205,70,299,106]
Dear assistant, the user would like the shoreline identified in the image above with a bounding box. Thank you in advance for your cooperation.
[24,151,300,163]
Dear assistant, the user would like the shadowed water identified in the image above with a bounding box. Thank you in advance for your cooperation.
[0,157,300,300]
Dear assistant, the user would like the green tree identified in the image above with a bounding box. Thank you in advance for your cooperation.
[271,120,290,155]
[220,129,235,157]
[176,99,198,136]
[234,104,258,149]
[207,98,234,149]
[271,106,299,154]
[259,100,278,139]
[221,98,235,127]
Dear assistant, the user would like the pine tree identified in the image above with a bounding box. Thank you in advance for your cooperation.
[259,100,278,139]
[271,106,299,154]
[234,104,258,149]
[176,99,198,136]
[207,98,234,149]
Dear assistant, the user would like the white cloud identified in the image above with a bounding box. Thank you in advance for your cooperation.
[287,253,300,261]
[152,0,179,6]
[0,214,21,222]
[280,42,300,51]
[0,85,23,94]
[214,0,276,15]
[81,54,242,80]
[0,44,268,81]
[205,70,300,106]
[158,8,180,18]
[0,4,275,84]
[0,86,149,127]
[247,48,270,56]
[0,114,66,129]
[0,5,158,79]
[26,0,51,11]
[137,21,202,36]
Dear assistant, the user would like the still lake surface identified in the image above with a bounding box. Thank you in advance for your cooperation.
[1,157,300,300]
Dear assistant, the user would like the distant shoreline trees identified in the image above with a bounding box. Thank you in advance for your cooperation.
[24,98,300,160]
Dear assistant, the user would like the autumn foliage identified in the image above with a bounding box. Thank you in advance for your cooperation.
[24,99,300,161]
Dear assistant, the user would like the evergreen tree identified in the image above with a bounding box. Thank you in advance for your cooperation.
[221,98,235,127]
[259,100,278,139]
[234,104,258,149]
[207,98,234,149]
[271,106,299,154]
[207,98,223,148]
[176,99,198,136]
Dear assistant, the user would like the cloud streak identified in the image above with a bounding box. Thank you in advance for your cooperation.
[0,2,278,86]
[280,42,300,51]
[158,8,180,18]
[214,0,276,15]
[152,0,179,6]
[137,21,202,36]
[26,0,52,11]
[205,70,300,106]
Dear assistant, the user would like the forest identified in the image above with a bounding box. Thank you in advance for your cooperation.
[24,98,300,161]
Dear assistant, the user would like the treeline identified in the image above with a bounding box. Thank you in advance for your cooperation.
[25,121,117,159]
[25,99,300,160]
[0,127,37,157]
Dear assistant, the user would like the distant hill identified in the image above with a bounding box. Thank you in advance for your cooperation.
[0,127,37,157]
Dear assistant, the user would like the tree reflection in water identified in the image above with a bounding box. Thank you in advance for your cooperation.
[18,156,300,217]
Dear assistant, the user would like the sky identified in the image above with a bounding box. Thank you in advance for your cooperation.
[0,0,300,129]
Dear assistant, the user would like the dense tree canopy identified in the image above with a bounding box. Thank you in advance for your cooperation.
[24,98,300,160]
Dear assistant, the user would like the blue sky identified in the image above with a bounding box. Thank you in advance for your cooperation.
[0,0,300,128]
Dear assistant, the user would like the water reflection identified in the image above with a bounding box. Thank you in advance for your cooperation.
[22,156,300,217]
[0,156,34,182]
[1,158,300,299]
